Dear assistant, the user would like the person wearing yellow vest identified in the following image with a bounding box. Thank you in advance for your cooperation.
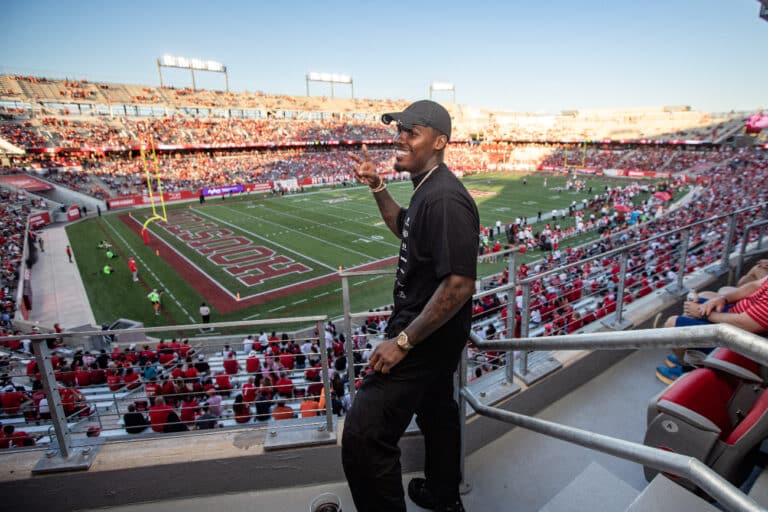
[147,289,161,316]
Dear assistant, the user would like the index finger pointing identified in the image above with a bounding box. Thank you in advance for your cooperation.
[362,144,370,162]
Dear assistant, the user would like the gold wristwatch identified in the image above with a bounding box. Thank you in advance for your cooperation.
[396,331,413,351]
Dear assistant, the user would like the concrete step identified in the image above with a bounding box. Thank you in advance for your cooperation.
[538,462,639,512]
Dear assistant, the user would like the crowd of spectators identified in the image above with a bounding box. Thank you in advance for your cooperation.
[540,145,733,173]
[0,115,395,150]
[467,147,767,378]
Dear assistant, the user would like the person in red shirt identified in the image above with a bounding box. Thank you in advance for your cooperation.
[274,373,294,398]
[233,394,251,423]
[168,339,181,354]
[170,364,185,381]
[1,388,29,415]
[140,345,156,361]
[179,340,191,359]
[148,397,174,433]
[74,365,91,387]
[144,378,160,406]
[242,376,257,406]
[245,351,261,374]
[183,364,199,384]
[222,352,241,375]
[89,365,106,385]
[279,351,295,371]
[179,396,199,425]
[214,372,233,396]
[123,367,141,390]
[1,424,35,448]
[127,256,138,282]
[106,369,123,391]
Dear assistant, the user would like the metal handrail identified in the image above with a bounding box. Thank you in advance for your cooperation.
[737,219,768,280]
[472,324,768,367]
[461,389,765,512]
[0,316,331,471]
[462,323,768,512]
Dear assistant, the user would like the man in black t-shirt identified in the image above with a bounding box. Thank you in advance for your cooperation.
[342,100,479,512]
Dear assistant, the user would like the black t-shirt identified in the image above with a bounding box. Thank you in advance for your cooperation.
[387,163,479,370]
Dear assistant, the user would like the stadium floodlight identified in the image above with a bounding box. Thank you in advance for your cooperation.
[157,55,229,92]
[306,71,354,99]
[429,81,455,103]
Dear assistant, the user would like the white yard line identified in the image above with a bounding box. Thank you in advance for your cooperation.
[265,202,400,249]
[194,208,338,271]
[210,205,383,262]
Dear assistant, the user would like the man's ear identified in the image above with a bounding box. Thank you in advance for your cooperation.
[433,133,448,151]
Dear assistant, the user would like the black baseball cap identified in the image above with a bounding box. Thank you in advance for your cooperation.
[381,100,451,140]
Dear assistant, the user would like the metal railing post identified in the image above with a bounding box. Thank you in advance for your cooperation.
[505,252,516,384]
[667,229,690,297]
[604,250,632,331]
[340,270,356,403]
[517,282,531,376]
[318,320,334,432]
[716,213,738,278]
[458,344,471,494]
[34,337,72,458]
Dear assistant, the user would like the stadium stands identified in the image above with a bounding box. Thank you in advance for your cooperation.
[1,75,767,469]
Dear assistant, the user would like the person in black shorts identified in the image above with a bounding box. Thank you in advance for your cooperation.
[342,100,479,512]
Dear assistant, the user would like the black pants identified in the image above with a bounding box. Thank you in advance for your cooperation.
[341,358,461,512]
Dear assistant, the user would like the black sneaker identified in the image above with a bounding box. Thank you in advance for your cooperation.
[408,478,466,511]
[408,478,437,510]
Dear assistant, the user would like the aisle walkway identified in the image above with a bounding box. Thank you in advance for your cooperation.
[28,222,96,329]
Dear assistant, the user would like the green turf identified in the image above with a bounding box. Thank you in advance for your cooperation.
[67,172,655,328]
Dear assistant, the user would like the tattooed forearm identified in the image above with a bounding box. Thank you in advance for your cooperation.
[403,274,475,345]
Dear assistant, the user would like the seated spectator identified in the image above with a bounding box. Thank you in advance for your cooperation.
[106,369,123,391]
[274,373,294,398]
[205,389,223,417]
[272,400,294,421]
[179,395,200,425]
[1,386,30,415]
[254,389,273,422]
[242,376,257,406]
[148,396,174,433]
[656,276,768,383]
[738,259,768,286]
[232,394,251,424]
[194,354,210,374]
[123,403,150,434]
[222,352,241,375]
[123,367,141,389]
[300,396,320,418]
[214,371,233,396]
[163,410,188,433]
[245,351,261,374]
[0,424,35,448]
[194,405,217,430]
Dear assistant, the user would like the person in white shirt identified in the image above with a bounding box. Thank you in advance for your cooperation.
[243,335,254,354]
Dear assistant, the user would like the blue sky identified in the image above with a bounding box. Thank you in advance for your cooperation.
[1,0,766,113]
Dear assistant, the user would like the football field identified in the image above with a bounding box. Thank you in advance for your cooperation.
[67,172,638,328]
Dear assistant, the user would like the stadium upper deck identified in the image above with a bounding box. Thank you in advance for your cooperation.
[0,75,753,147]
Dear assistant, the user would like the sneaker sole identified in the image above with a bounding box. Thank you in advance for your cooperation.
[655,369,677,385]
